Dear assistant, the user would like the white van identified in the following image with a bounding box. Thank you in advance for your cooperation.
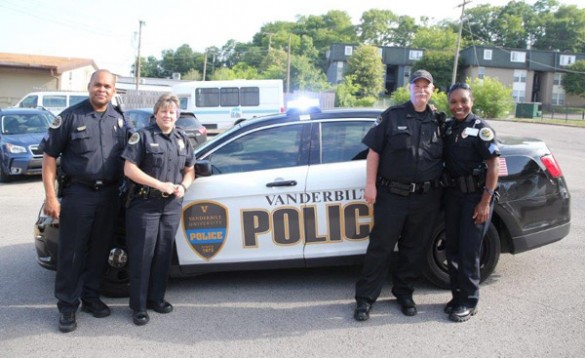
[172,79,285,131]
[15,91,88,115]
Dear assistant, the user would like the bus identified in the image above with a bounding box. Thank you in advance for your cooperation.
[172,79,285,131]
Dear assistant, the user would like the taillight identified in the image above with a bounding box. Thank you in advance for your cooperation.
[541,154,563,178]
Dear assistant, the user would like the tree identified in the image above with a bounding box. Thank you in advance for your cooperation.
[411,50,454,92]
[534,5,585,52]
[412,26,458,52]
[358,9,398,46]
[467,77,514,119]
[345,45,384,98]
[562,60,585,97]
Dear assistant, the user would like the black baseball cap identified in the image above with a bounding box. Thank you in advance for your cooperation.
[410,69,433,84]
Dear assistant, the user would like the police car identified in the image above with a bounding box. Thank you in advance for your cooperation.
[33,105,571,296]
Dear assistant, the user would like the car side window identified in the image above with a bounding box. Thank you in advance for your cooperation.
[209,123,306,174]
[320,121,372,164]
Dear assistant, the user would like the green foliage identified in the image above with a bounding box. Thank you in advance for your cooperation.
[412,26,458,52]
[389,85,410,105]
[335,75,360,107]
[183,69,201,80]
[562,60,585,97]
[345,45,385,98]
[466,77,515,119]
[412,51,455,92]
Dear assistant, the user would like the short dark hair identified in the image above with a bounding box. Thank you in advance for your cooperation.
[448,82,471,95]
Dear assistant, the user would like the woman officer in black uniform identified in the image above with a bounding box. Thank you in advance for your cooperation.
[122,94,195,326]
[443,83,500,322]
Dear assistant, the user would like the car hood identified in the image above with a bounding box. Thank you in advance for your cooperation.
[2,132,46,145]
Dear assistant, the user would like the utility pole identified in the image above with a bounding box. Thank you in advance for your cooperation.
[286,34,291,94]
[452,1,471,86]
[202,50,208,81]
[135,20,145,90]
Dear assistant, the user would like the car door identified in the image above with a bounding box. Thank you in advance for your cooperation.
[175,122,311,267]
[303,119,375,262]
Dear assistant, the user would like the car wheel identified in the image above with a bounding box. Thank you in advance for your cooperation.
[423,221,501,289]
[100,225,130,297]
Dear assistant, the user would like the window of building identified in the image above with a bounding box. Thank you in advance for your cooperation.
[510,51,526,63]
[560,55,575,66]
[336,61,344,82]
[553,73,563,86]
[404,66,411,80]
[483,49,493,60]
[478,67,485,79]
[409,50,423,60]
[552,92,565,105]
[513,70,527,83]
[344,46,353,56]
[512,89,526,103]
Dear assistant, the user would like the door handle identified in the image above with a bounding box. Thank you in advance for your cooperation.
[266,180,297,187]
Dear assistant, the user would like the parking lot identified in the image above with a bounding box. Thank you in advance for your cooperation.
[0,120,584,357]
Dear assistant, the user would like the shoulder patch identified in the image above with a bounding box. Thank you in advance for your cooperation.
[49,116,62,129]
[479,127,494,141]
[128,132,140,145]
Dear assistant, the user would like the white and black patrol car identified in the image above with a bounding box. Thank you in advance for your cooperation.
[33,105,571,296]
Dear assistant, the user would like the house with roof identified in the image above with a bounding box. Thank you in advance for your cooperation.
[0,52,98,108]
[326,43,585,110]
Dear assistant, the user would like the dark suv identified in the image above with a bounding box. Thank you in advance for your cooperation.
[125,108,208,148]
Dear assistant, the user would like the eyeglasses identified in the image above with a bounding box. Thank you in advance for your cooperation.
[448,82,471,93]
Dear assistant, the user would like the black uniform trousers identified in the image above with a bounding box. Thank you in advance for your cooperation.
[56,183,120,313]
[444,187,494,308]
[126,195,182,311]
[355,185,442,303]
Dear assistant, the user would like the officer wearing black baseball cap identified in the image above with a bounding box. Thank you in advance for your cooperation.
[354,69,444,321]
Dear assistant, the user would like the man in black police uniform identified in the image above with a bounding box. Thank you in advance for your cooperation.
[354,70,444,321]
[41,69,131,333]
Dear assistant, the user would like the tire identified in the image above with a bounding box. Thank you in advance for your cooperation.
[100,209,130,298]
[423,221,501,289]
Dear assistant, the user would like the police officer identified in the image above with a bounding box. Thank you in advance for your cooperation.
[41,69,131,333]
[443,83,499,322]
[122,94,195,326]
[354,70,444,321]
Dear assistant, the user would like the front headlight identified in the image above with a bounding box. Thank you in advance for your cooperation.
[6,143,27,154]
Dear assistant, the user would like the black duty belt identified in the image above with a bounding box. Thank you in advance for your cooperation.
[377,176,440,196]
[69,177,118,191]
[135,186,174,199]
[443,174,483,193]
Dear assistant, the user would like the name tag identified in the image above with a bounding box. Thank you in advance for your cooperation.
[149,143,159,147]
[397,126,407,130]
[464,127,479,137]
[76,126,86,132]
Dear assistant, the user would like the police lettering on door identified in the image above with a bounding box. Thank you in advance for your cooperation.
[181,189,371,260]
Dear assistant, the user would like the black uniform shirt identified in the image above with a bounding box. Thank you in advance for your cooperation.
[122,123,195,184]
[444,113,500,177]
[42,100,129,182]
[362,101,443,183]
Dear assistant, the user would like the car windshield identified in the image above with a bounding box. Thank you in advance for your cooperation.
[1,113,52,134]
[176,115,199,129]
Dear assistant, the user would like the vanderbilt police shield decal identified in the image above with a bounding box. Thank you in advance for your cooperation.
[182,201,228,260]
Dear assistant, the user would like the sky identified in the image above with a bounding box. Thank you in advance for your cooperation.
[0,0,583,76]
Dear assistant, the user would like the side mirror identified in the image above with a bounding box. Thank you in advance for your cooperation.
[195,160,212,177]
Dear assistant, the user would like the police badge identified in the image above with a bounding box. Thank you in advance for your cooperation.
[49,116,62,129]
[118,118,124,128]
